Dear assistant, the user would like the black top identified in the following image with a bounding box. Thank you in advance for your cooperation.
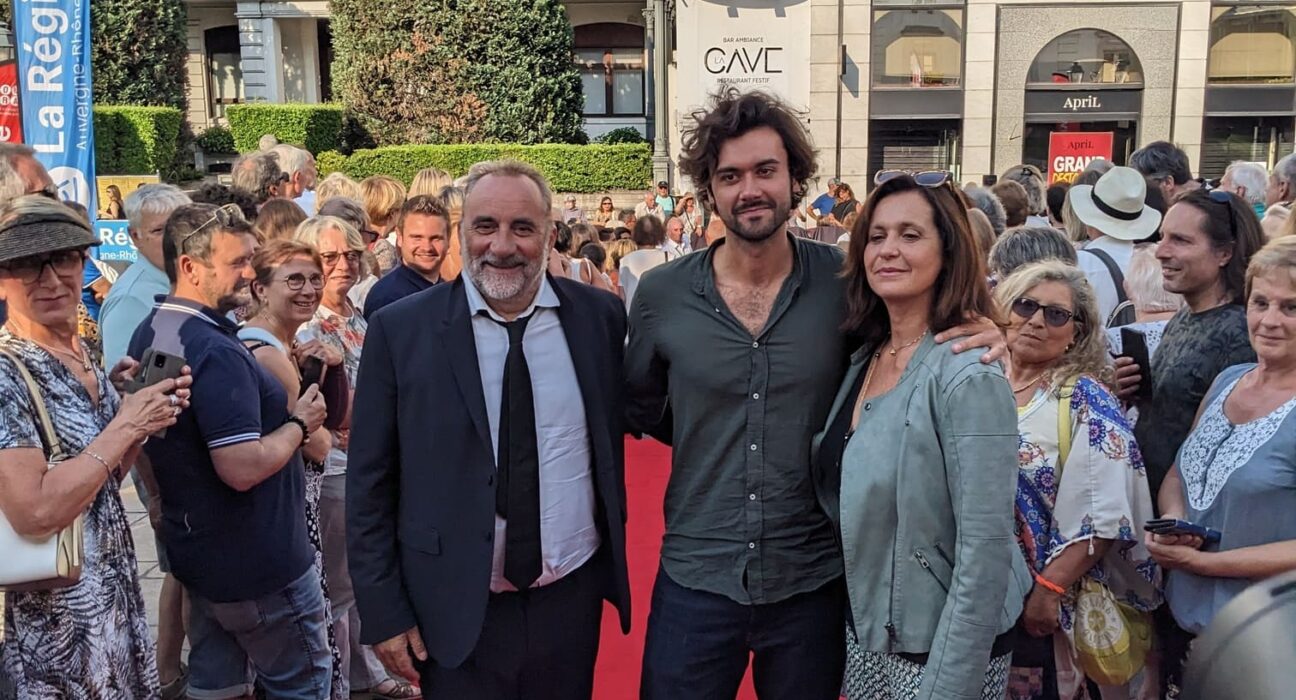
[831,198,859,222]
[364,264,440,321]
[129,295,313,602]
[625,234,851,605]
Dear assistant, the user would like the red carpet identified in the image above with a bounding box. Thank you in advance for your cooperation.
[592,437,757,699]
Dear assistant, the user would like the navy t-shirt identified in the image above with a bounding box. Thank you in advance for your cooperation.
[363,264,439,321]
[128,295,312,602]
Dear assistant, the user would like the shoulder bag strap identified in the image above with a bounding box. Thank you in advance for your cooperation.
[1082,248,1128,306]
[1056,378,1078,473]
[0,349,65,462]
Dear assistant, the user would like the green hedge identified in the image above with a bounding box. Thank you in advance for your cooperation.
[321,144,650,192]
[94,106,184,175]
[227,104,344,155]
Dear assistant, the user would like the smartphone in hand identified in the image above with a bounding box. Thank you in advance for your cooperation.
[1120,327,1154,401]
[129,349,186,438]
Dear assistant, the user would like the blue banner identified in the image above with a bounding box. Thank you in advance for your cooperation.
[13,0,96,213]
[94,219,136,263]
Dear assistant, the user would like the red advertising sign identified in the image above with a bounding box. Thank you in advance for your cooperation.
[0,61,20,144]
[1047,132,1113,185]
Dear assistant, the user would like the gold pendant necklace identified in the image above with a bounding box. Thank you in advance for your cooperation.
[887,329,928,357]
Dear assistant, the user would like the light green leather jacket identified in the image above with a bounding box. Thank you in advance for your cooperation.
[812,336,1031,700]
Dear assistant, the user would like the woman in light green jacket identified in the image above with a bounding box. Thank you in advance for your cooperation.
[814,173,1031,700]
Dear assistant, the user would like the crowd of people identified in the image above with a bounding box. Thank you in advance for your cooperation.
[0,86,1293,700]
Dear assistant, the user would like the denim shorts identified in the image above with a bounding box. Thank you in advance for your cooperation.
[187,565,332,700]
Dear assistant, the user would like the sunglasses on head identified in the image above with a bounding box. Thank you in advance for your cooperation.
[182,203,247,253]
[1012,297,1075,327]
[874,170,952,188]
[1207,189,1239,241]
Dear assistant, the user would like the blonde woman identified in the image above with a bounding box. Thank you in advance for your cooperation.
[409,167,452,199]
[359,175,406,242]
[436,185,465,281]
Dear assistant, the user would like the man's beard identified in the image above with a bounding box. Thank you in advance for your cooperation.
[719,196,791,243]
[204,277,251,314]
[465,248,547,304]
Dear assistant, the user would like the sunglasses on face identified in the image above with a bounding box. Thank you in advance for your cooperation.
[182,203,247,253]
[1012,297,1075,327]
[0,248,86,284]
[319,250,362,267]
[874,170,953,188]
[279,272,325,291]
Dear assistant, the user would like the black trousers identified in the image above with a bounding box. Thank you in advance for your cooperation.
[419,554,605,700]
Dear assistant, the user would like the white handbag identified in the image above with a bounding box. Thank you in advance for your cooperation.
[0,348,84,591]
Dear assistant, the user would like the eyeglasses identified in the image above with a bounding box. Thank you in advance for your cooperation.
[874,170,952,188]
[0,248,86,284]
[182,203,247,253]
[1207,190,1239,241]
[362,229,380,244]
[1012,297,1075,327]
[319,250,362,267]
[280,272,325,291]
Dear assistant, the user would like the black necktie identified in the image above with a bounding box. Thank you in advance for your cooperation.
[495,314,542,590]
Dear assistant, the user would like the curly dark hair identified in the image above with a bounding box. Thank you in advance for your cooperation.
[189,182,259,221]
[678,89,817,211]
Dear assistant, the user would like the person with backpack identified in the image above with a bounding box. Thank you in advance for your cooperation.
[1068,166,1162,327]
[994,260,1160,700]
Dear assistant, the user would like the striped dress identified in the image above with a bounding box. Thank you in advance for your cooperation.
[0,332,158,699]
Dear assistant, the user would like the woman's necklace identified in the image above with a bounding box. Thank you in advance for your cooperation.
[887,329,928,356]
[6,325,92,373]
[1011,372,1048,394]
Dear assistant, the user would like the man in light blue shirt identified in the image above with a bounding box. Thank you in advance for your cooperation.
[100,183,190,368]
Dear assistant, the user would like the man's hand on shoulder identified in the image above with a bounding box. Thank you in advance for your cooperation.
[935,316,1007,365]
[375,626,427,683]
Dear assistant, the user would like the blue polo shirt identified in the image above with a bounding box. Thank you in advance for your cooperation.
[128,295,313,602]
[362,264,440,321]
[811,192,836,217]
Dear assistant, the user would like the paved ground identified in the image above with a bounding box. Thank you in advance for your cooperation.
[121,481,167,642]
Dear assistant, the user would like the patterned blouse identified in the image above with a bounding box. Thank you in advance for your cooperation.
[0,332,157,698]
[299,302,366,477]
[1014,375,1161,660]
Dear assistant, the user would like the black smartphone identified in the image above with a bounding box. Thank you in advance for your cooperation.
[131,349,186,438]
[1119,328,1154,401]
[298,356,324,396]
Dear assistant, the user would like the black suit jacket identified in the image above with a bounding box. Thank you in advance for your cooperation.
[347,275,631,668]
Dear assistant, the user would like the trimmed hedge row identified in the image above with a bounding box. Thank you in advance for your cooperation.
[316,144,651,193]
[227,104,344,155]
[94,106,183,175]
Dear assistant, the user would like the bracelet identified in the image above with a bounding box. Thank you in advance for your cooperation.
[284,416,311,447]
[1034,572,1067,596]
[84,449,114,479]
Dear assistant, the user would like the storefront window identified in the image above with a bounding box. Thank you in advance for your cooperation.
[573,24,646,117]
[205,26,244,121]
[871,8,964,88]
[1209,5,1296,84]
[1200,116,1295,176]
[1026,29,1143,86]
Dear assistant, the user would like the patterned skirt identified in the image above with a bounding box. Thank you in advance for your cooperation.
[304,459,348,700]
[844,625,1011,700]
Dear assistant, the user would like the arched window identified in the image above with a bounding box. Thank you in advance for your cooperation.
[1027,29,1143,86]
[573,23,645,117]
[205,26,244,120]
[871,6,964,88]
[1209,5,1296,84]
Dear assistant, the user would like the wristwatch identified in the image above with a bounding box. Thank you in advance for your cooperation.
[284,416,310,447]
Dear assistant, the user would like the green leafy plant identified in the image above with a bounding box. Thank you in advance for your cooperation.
[322,143,650,192]
[331,0,586,146]
[91,0,188,111]
[594,127,648,145]
[226,104,345,154]
[195,126,237,154]
[94,106,184,175]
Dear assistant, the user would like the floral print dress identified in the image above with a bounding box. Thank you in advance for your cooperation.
[1011,375,1161,698]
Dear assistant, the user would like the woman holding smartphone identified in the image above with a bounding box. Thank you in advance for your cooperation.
[238,238,346,699]
[1149,235,1296,689]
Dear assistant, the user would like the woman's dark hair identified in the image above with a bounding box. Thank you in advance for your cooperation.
[842,175,999,343]
[632,215,666,248]
[837,183,856,201]
[553,219,573,254]
[597,227,614,243]
[1171,190,1265,305]
[579,241,607,271]
[678,89,817,211]
[991,180,1030,228]
[255,198,308,241]
[1046,182,1070,222]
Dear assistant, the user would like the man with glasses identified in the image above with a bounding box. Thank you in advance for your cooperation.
[231,152,289,208]
[97,183,193,698]
[127,202,333,699]
[363,196,451,321]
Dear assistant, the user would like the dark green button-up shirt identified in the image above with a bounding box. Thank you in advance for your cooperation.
[626,234,850,605]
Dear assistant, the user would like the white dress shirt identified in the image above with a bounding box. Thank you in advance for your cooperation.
[1078,236,1135,324]
[463,275,601,592]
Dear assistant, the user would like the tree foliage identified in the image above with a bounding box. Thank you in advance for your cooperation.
[331,0,586,146]
[90,0,189,111]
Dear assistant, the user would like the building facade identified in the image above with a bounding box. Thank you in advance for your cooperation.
[181,0,1296,190]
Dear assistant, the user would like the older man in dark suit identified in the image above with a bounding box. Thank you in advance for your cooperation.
[347,160,631,699]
